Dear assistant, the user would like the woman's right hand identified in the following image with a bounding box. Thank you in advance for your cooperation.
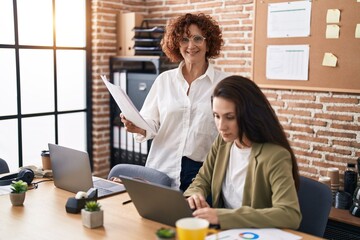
[186,193,209,210]
[120,113,146,136]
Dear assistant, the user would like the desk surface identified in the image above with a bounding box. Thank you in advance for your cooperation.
[329,207,360,228]
[0,180,323,240]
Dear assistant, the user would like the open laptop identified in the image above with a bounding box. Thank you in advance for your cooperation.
[119,175,193,227]
[48,143,125,198]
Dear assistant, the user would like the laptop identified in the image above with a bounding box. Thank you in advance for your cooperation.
[119,175,193,227]
[48,143,125,198]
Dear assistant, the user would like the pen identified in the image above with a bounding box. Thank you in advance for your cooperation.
[122,199,132,205]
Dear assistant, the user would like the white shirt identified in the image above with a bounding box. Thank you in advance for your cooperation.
[222,144,251,209]
[135,61,229,188]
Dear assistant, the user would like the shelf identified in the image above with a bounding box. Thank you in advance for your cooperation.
[133,26,164,33]
[133,37,162,42]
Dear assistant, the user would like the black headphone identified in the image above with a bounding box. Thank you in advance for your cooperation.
[0,168,34,186]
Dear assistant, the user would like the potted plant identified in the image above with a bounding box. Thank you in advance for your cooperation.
[81,201,103,229]
[156,227,176,240]
[10,180,28,206]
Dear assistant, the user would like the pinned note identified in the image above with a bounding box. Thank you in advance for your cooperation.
[322,53,337,67]
[326,25,340,39]
[356,24,360,38]
[326,9,340,23]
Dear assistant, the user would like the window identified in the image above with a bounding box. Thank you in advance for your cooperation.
[0,0,91,171]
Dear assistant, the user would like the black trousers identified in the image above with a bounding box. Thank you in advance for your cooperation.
[179,156,203,192]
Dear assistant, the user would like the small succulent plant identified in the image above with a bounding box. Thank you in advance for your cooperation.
[10,180,28,193]
[156,227,176,239]
[84,201,101,212]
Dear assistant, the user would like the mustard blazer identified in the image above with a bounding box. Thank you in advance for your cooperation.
[184,135,302,230]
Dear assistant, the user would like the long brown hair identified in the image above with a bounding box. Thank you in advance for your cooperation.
[212,75,300,190]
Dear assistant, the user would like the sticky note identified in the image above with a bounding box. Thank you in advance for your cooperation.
[326,25,340,39]
[356,24,360,38]
[326,9,340,23]
[322,53,337,67]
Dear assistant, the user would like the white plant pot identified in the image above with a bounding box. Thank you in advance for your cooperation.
[10,192,26,206]
[81,209,104,229]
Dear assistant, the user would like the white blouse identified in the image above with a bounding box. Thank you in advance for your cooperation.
[222,144,252,209]
[134,61,229,188]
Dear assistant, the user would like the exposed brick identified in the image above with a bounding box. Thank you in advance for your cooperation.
[298,166,318,175]
[330,123,360,131]
[320,96,359,104]
[333,140,360,148]
[281,94,316,101]
[291,118,328,127]
[287,102,323,109]
[277,109,312,117]
[327,106,360,112]
[317,130,356,139]
[314,113,353,122]
[293,134,329,144]
[293,149,322,159]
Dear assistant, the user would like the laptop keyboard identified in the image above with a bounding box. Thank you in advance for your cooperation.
[96,187,113,196]
[94,179,118,188]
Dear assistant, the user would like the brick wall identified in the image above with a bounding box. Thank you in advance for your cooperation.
[91,0,360,185]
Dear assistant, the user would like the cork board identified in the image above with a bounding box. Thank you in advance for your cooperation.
[253,0,360,93]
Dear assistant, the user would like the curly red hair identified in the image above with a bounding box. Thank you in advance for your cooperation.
[161,13,223,63]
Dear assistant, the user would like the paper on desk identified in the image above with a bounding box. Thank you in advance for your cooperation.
[205,228,302,240]
[0,185,12,195]
[101,75,156,135]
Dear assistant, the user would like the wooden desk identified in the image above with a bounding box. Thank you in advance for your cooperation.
[329,207,360,228]
[324,207,360,239]
[0,181,323,240]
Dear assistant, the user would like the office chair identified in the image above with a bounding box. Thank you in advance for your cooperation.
[108,163,172,187]
[297,176,333,237]
[0,158,10,174]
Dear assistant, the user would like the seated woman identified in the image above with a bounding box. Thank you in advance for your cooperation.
[184,75,301,229]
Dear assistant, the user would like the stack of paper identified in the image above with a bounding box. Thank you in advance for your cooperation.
[101,75,155,135]
[206,228,302,240]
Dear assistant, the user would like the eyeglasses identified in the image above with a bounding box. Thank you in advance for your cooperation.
[179,35,206,46]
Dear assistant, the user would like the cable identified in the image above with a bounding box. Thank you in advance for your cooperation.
[28,179,54,190]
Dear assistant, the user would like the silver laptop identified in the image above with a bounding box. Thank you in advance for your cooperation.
[48,143,125,198]
[119,175,193,226]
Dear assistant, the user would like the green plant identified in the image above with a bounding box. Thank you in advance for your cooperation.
[156,228,176,238]
[10,180,28,193]
[84,201,101,212]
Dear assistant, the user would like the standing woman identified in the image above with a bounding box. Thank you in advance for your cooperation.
[120,13,229,190]
[184,75,301,229]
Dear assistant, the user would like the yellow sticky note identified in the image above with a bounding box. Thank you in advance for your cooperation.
[326,25,340,39]
[356,24,360,38]
[326,9,340,23]
[322,53,337,67]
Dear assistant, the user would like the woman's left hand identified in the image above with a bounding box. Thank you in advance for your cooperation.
[192,207,219,225]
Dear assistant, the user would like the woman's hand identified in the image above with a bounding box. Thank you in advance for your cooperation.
[120,113,146,136]
[186,193,209,210]
[193,207,219,225]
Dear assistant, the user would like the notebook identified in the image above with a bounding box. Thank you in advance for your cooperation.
[48,143,125,198]
[119,175,193,226]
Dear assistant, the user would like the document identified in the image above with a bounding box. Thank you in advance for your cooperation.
[267,0,312,38]
[206,228,302,240]
[0,185,11,195]
[266,45,309,81]
[101,75,155,135]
